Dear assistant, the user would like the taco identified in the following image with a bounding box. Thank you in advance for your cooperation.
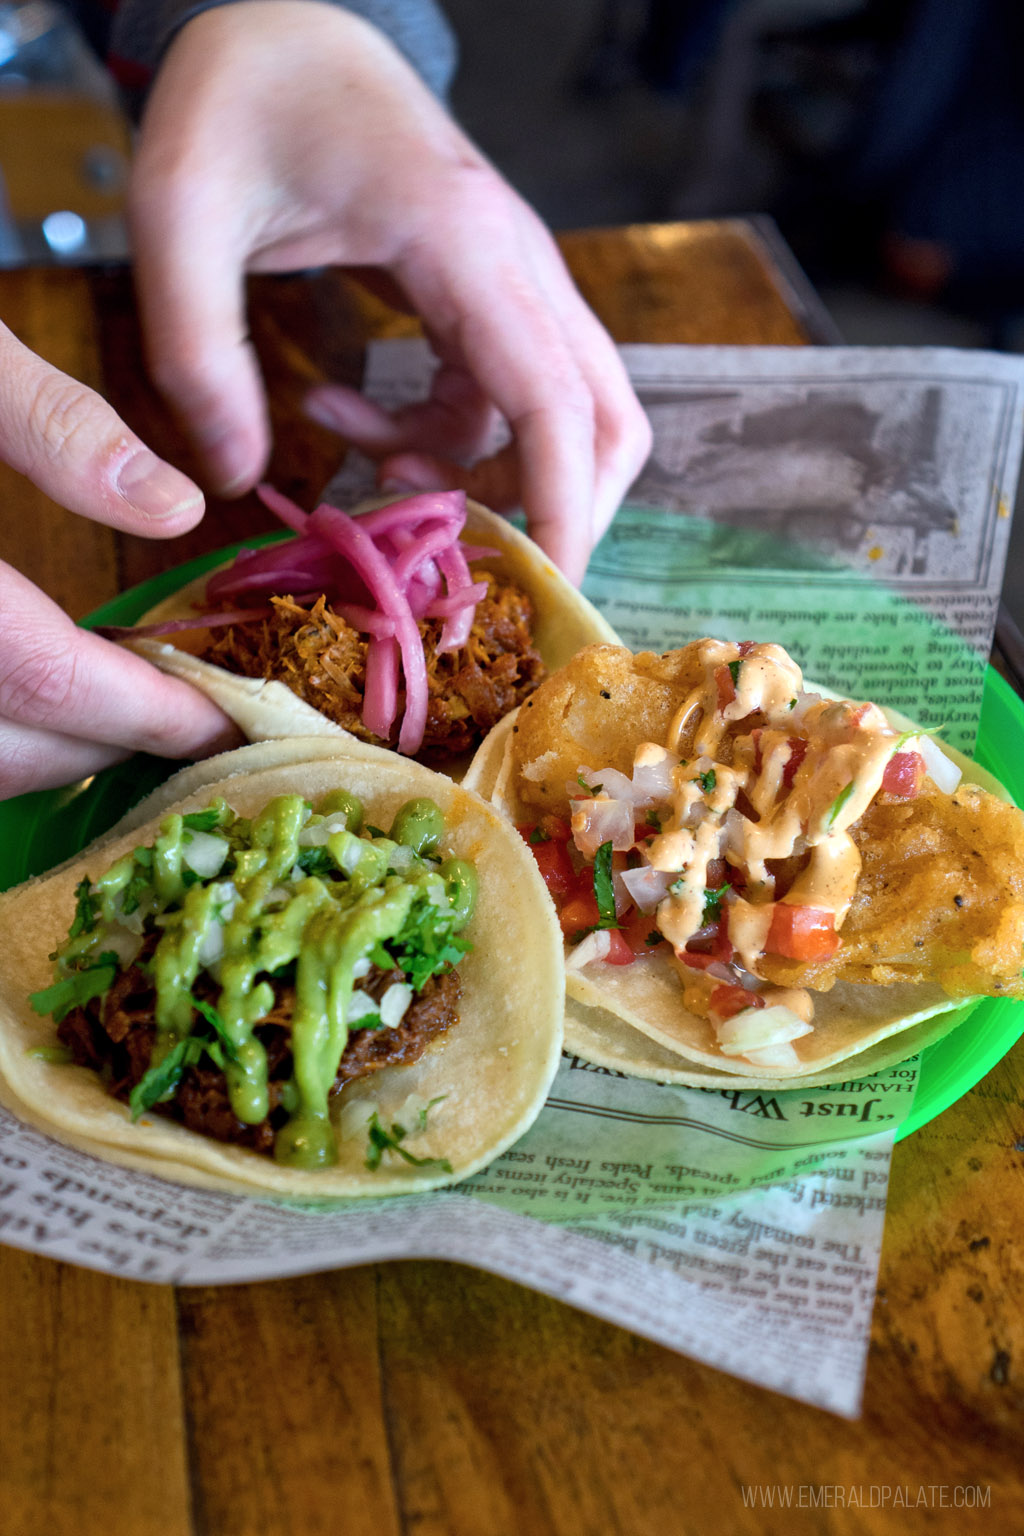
[0,743,564,1196]
[109,489,618,772]
[466,639,1024,1086]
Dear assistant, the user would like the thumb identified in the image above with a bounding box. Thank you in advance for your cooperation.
[0,321,204,534]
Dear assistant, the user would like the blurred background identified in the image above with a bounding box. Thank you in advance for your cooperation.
[1,0,1021,341]
[444,0,1024,353]
[1,0,1023,611]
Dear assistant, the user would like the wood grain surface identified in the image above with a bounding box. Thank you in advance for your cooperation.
[0,222,1021,1535]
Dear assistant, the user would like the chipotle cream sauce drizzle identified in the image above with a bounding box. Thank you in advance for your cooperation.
[643,641,907,1019]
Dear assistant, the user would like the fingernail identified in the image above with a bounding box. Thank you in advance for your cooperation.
[118,452,203,520]
[200,432,256,497]
[379,474,419,493]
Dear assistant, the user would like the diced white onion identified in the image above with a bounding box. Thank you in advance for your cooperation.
[565,930,612,969]
[740,1041,803,1068]
[338,1097,377,1140]
[631,746,679,805]
[352,956,372,980]
[197,922,225,967]
[348,988,379,1023]
[386,844,417,876]
[99,925,143,967]
[571,797,636,858]
[298,814,351,848]
[335,837,365,876]
[716,1004,814,1055]
[182,832,228,878]
[574,768,635,804]
[914,734,962,794]
[620,863,675,913]
[379,982,413,1028]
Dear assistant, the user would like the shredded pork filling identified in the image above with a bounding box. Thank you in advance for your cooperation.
[58,948,461,1155]
[202,577,545,761]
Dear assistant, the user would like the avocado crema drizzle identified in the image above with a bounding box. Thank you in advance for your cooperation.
[33,792,478,1170]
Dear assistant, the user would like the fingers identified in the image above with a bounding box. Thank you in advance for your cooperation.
[0,563,243,801]
[0,322,205,535]
[306,362,500,463]
[0,720,130,801]
[129,186,269,496]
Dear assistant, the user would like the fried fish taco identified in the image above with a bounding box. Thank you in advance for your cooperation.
[108,489,618,772]
[466,640,1024,1086]
[0,744,564,1196]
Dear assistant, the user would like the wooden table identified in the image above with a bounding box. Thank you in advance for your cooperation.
[1,221,1021,1535]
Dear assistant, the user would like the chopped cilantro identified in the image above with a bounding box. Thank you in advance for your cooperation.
[417,1095,447,1130]
[788,698,797,710]
[120,857,154,916]
[701,883,731,925]
[387,897,473,991]
[29,951,120,1023]
[68,879,98,941]
[592,841,619,930]
[577,772,603,795]
[183,805,228,832]
[646,931,662,947]
[191,996,240,1063]
[827,781,856,827]
[645,810,663,832]
[728,659,742,686]
[296,846,336,878]
[364,824,387,839]
[129,1036,205,1120]
[697,768,717,794]
[528,825,551,845]
[181,867,201,888]
[364,1110,453,1173]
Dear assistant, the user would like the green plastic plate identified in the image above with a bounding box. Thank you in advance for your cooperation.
[1,548,1022,1139]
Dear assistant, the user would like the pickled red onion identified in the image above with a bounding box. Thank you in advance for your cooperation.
[173,484,488,756]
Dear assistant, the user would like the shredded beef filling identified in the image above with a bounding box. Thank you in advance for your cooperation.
[58,952,461,1156]
[198,576,545,761]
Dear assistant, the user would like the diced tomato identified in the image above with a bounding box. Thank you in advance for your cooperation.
[709,984,764,1020]
[620,905,665,956]
[782,737,807,787]
[751,730,807,787]
[715,664,736,709]
[882,750,925,799]
[765,904,840,961]
[527,838,576,899]
[558,886,601,938]
[538,815,572,842]
[705,857,729,891]
[737,640,758,657]
[602,929,635,965]
[684,910,734,964]
[679,950,718,971]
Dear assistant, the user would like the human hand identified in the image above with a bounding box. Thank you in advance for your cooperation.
[129,2,651,584]
[0,321,241,799]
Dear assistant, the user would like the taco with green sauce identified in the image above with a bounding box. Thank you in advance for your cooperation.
[0,744,563,1196]
[466,640,1024,1088]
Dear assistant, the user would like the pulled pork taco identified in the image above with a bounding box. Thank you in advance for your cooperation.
[466,640,1024,1086]
[108,489,618,772]
[0,744,564,1196]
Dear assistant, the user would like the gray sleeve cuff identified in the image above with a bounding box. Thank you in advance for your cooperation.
[110,0,458,99]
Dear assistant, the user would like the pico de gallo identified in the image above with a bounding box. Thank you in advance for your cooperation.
[518,639,962,1069]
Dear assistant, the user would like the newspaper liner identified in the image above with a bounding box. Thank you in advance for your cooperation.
[0,747,565,1198]
[0,342,1021,1418]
